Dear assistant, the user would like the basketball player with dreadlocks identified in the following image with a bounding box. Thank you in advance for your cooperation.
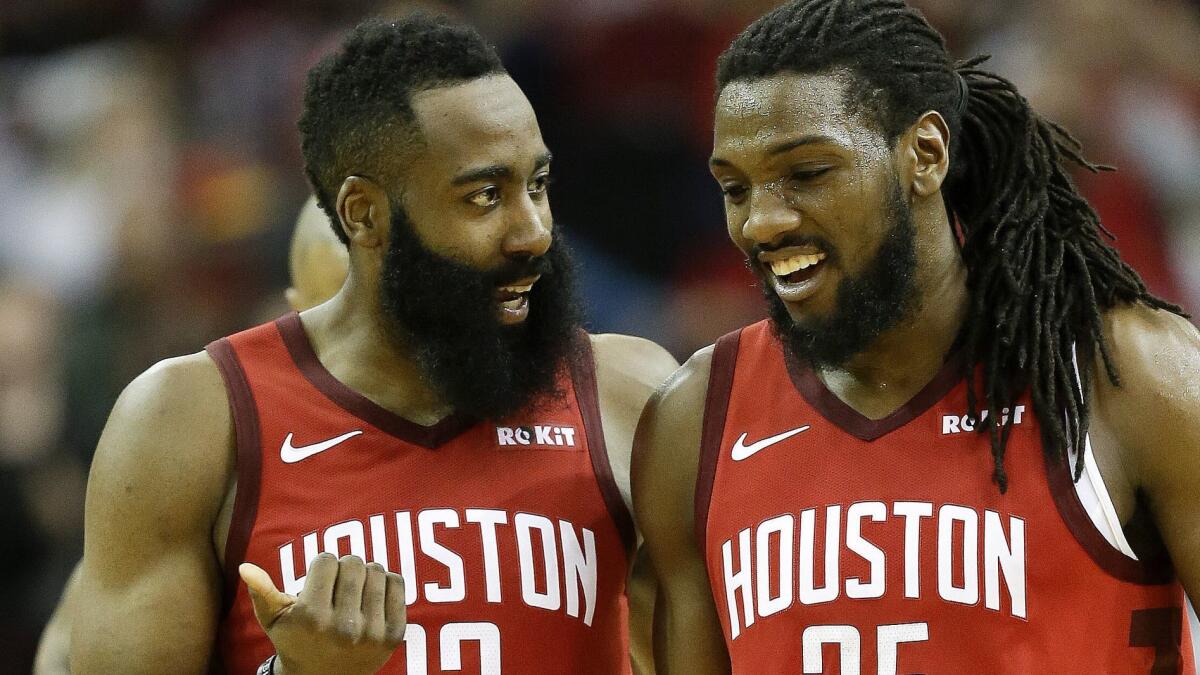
[72,15,675,674]
[634,0,1200,672]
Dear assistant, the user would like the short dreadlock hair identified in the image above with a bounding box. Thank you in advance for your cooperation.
[298,15,505,244]
[718,0,1186,491]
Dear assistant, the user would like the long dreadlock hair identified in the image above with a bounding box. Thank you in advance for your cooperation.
[717,0,1186,491]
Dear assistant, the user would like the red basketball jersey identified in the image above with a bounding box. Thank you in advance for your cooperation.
[697,321,1193,674]
[206,313,633,674]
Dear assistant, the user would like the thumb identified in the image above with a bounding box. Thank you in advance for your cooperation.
[239,562,296,630]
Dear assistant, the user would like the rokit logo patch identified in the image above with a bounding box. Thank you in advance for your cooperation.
[496,424,579,448]
[942,405,1026,435]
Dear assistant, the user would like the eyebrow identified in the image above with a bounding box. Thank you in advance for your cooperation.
[709,135,838,167]
[450,151,554,186]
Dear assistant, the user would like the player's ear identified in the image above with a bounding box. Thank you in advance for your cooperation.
[902,110,950,198]
[336,176,389,248]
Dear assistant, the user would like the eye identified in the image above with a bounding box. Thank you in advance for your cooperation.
[790,167,831,183]
[721,183,749,204]
[467,186,500,208]
[528,172,552,198]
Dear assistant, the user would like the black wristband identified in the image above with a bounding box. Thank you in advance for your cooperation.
[256,654,277,675]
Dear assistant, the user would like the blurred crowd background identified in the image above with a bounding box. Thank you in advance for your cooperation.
[1,0,1199,670]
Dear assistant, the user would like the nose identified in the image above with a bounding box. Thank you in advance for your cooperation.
[502,191,552,259]
[742,187,801,248]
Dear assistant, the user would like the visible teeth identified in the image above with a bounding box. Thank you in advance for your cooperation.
[500,297,525,310]
[499,283,534,293]
[769,253,826,277]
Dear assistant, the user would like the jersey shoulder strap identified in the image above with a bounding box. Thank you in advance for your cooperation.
[694,326,746,551]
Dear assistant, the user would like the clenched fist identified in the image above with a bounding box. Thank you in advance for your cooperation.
[240,553,406,675]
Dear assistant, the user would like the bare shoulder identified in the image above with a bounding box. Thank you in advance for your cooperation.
[648,344,714,423]
[1093,302,1200,485]
[589,334,680,513]
[117,350,229,421]
[1093,302,1200,597]
[590,332,680,396]
[85,351,234,559]
[633,343,713,472]
[1096,302,1200,411]
[631,345,714,531]
[94,351,231,481]
[637,344,714,458]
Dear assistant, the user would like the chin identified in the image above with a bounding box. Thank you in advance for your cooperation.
[776,293,834,325]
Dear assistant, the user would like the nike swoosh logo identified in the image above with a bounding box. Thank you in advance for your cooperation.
[280,430,363,463]
[730,426,811,461]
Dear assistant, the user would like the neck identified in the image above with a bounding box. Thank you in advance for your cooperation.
[817,214,969,419]
[301,275,455,426]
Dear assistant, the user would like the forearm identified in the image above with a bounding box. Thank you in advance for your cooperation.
[653,595,730,675]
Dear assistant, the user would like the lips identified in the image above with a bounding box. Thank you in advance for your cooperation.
[494,275,540,324]
[757,246,831,304]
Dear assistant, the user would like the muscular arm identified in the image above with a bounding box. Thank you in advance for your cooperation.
[632,348,730,674]
[1091,304,1200,598]
[592,333,680,675]
[72,352,234,673]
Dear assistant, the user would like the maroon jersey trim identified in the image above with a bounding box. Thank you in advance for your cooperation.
[694,329,742,553]
[275,312,474,449]
[784,345,966,441]
[1044,445,1173,585]
[571,331,636,553]
[204,337,263,616]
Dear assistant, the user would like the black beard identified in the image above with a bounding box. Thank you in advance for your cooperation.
[378,207,582,421]
[761,178,919,369]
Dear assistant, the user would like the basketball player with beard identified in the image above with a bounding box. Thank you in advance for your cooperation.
[634,1,1200,673]
[72,16,675,674]
[33,196,345,675]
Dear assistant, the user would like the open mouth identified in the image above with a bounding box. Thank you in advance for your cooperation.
[767,252,827,285]
[758,248,830,304]
[494,277,539,323]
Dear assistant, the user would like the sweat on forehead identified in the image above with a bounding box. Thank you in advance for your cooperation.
[712,72,891,164]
